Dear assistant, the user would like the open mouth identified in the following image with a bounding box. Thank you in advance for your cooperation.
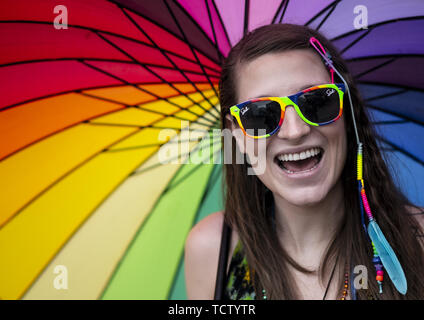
[274,147,324,174]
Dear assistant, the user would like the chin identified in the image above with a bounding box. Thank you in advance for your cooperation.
[276,186,329,207]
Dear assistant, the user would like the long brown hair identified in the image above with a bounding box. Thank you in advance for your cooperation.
[219,23,424,299]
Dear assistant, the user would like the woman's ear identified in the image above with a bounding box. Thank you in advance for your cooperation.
[225,113,246,154]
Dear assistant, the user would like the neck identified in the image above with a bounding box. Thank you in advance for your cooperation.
[273,180,345,263]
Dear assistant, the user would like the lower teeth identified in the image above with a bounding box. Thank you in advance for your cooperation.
[282,164,318,174]
[278,154,321,174]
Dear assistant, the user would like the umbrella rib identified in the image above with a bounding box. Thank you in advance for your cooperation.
[204,0,220,58]
[161,148,223,194]
[86,122,217,131]
[371,120,409,125]
[144,131,222,167]
[0,125,146,230]
[243,0,250,36]
[0,57,132,69]
[278,0,291,24]
[193,160,223,210]
[205,0,226,71]
[80,58,218,125]
[347,53,424,62]
[85,115,216,132]
[94,31,221,123]
[366,103,424,127]
[86,117,215,131]
[315,1,339,32]
[93,103,216,129]
[84,121,153,129]
[358,79,424,93]
[364,88,408,103]
[130,138,222,178]
[330,15,424,41]
[160,0,222,112]
[116,103,215,127]
[107,0,222,65]
[339,28,373,55]
[1,116,218,228]
[108,125,218,133]
[98,141,220,299]
[97,172,189,299]
[271,0,287,24]
[0,57,219,77]
[82,62,211,121]
[209,0,233,55]
[0,76,208,113]
[377,136,424,167]
[169,0,225,63]
[104,137,206,153]
[148,126,221,133]
[166,253,184,300]
[354,57,397,79]
[29,137,216,301]
[0,87,203,162]
[1,74,219,163]
[305,0,341,26]
[167,163,222,299]
[0,20,221,73]
[79,90,217,126]
[118,4,221,116]
[109,0,224,64]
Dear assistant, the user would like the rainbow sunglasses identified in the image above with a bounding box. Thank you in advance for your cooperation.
[229,83,345,139]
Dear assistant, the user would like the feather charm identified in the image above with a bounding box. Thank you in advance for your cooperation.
[357,143,407,295]
[367,219,407,295]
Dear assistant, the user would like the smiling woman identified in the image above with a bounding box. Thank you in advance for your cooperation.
[184,23,424,300]
[231,49,347,208]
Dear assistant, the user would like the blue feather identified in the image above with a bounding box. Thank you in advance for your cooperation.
[367,220,407,295]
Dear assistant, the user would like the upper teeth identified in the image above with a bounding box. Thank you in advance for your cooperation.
[277,147,321,161]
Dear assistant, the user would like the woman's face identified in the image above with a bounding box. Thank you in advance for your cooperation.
[227,49,347,207]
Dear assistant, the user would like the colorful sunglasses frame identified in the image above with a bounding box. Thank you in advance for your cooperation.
[229,83,346,139]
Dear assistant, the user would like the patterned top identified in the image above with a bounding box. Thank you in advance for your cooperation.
[222,239,360,300]
[223,240,256,300]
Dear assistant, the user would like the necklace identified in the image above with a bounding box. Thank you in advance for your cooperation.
[322,255,349,300]
[260,258,349,300]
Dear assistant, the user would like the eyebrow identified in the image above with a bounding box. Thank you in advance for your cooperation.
[252,83,321,99]
[299,83,321,91]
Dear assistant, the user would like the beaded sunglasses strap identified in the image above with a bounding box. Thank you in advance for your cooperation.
[309,37,408,296]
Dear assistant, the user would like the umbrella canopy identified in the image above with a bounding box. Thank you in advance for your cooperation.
[0,0,423,300]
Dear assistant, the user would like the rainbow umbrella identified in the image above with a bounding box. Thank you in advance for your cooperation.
[0,0,423,300]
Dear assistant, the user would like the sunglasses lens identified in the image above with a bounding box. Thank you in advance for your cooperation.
[240,100,281,136]
[298,88,340,124]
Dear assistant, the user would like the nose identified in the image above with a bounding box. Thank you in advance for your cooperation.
[276,106,311,140]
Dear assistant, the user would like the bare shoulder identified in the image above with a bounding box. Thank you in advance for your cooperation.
[184,211,225,300]
[186,210,225,249]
